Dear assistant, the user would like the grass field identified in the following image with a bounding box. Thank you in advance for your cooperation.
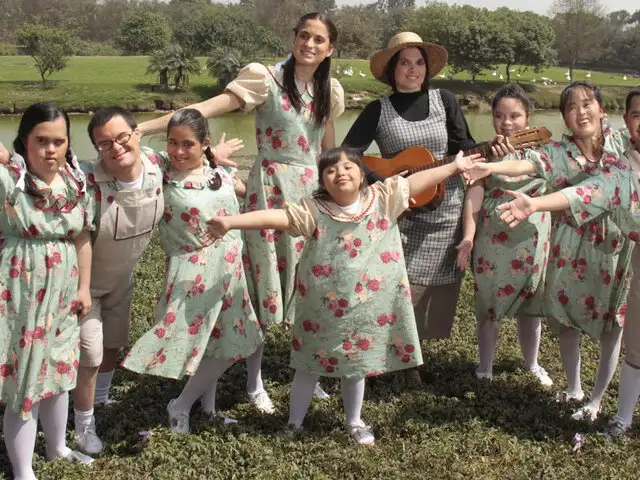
[0,229,639,479]
[1,56,639,112]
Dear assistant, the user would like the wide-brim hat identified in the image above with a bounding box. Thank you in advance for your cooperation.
[370,32,448,85]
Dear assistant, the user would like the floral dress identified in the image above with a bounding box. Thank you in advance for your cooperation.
[283,177,423,378]
[225,63,344,327]
[473,152,551,321]
[122,161,263,379]
[0,154,95,419]
[522,130,630,339]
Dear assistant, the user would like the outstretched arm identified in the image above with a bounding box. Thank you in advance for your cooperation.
[407,151,483,198]
[139,92,243,136]
[464,159,536,185]
[496,190,570,228]
[207,209,290,240]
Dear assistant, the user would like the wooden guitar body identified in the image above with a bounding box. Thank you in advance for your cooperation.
[363,147,444,208]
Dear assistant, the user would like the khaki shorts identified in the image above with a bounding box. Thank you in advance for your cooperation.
[624,252,640,368]
[411,281,462,340]
[79,280,134,367]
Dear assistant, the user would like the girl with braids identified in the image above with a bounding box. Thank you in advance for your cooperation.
[0,103,95,479]
[122,109,264,433]
[139,12,344,412]
[456,84,553,386]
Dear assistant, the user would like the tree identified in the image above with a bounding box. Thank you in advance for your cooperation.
[551,0,605,80]
[207,47,247,89]
[332,5,383,58]
[15,24,74,84]
[147,44,201,90]
[115,10,172,55]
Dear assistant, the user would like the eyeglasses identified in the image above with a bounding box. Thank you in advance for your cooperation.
[95,132,133,152]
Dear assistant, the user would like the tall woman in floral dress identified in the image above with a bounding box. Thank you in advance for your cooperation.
[464,82,630,421]
[0,103,95,480]
[139,12,344,410]
[121,109,264,433]
[456,84,553,385]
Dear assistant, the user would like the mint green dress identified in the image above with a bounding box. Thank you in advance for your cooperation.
[0,154,95,419]
[473,152,551,321]
[122,161,263,379]
[283,177,423,378]
[521,129,630,339]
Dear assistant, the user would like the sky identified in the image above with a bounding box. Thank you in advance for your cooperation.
[335,0,638,16]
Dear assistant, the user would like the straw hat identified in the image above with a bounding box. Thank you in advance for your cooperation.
[370,32,448,85]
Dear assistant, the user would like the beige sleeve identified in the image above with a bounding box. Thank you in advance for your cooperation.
[374,176,411,220]
[283,198,318,238]
[330,78,345,120]
[224,63,270,112]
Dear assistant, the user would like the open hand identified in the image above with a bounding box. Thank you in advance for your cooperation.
[463,163,493,185]
[0,142,9,165]
[453,151,484,174]
[212,133,243,167]
[496,190,535,228]
[205,216,231,241]
[74,287,92,319]
[455,238,473,271]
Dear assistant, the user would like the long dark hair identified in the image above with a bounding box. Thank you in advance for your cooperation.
[385,47,430,93]
[491,83,532,115]
[313,147,368,200]
[14,102,73,165]
[282,12,337,127]
[167,109,218,171]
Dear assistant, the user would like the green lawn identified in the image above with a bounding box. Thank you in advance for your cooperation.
[1,232,638,479]
[1,56,638,112]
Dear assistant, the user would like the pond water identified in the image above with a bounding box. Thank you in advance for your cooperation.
[0,110,626,161]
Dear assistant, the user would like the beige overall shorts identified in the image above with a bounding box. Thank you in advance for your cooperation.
[79,155,164,367]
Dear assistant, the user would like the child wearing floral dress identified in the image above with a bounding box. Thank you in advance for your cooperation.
[0,103,95,480]
[121,109,264,433]
[456,84,553,385]
[206,146,482,444]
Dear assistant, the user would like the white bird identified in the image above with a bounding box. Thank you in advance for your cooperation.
[516,73,521,78]
[336,66,341,74]
[624,75,628,81]
[492,71,497,76]
[586,71,591,78]
[509,68,515,72]
[358,70,366,78]
[532,78,536,83]
[499,73,504,80]
[343,67,353,77]
[438,73,446,78]
[565,70,570,76]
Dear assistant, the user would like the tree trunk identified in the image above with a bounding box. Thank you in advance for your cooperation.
[569,63,574,83]
[505,63,511,83]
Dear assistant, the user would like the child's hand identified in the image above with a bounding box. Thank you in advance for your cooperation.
[490,135,516,158]
[0,142,9,165]
[455,238,473,271]
[454,151,484,175]
[496,190,535,228]
[212,133,243,167]
[463,162,493,185]
[206,216,231,240]
[74,287,92,319]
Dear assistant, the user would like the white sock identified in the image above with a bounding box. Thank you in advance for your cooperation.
[585,325,622,412]
[173,357,235,414]
[3,404,40,480]
[476,318,499,375]
[74,407,94,431]
[341,376,366,426]
[39,392,72,459]
[516,315,542,371]
[245,343,265,395]
[94,370,115,405]
[287,370,318,428]
[613,361,640,427]
[559,328,583,397]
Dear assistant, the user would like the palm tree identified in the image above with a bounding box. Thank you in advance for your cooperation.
[147,44,201,90]
[206,47,246,89]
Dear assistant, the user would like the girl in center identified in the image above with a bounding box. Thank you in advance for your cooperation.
[206,146,482,444]
[121,109,264,433]
[456,84,553,385]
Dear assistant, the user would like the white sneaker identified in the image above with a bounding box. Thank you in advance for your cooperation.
[248,390,276,414]
[529,365,553,387]
[167,399,190,434]
[475,368,493,380]
[347,421,375,446]
[313,383,330,400]
[571,404,599,422]
[49,448,94,465]
[75,418,104,454]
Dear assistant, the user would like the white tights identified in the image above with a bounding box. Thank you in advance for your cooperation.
[558,325,622,410]
[3,392,72,480]
[174,356,235,415]
[245,343,266,395]
[476,315,543,375]
[287,370,365,428]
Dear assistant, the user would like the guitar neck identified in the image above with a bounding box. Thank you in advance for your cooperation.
[408,143,492,175]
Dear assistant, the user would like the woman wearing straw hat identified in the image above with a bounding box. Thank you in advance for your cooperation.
[343,32,477,383]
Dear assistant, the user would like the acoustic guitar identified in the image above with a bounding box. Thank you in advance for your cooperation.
[362,127,552,208]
